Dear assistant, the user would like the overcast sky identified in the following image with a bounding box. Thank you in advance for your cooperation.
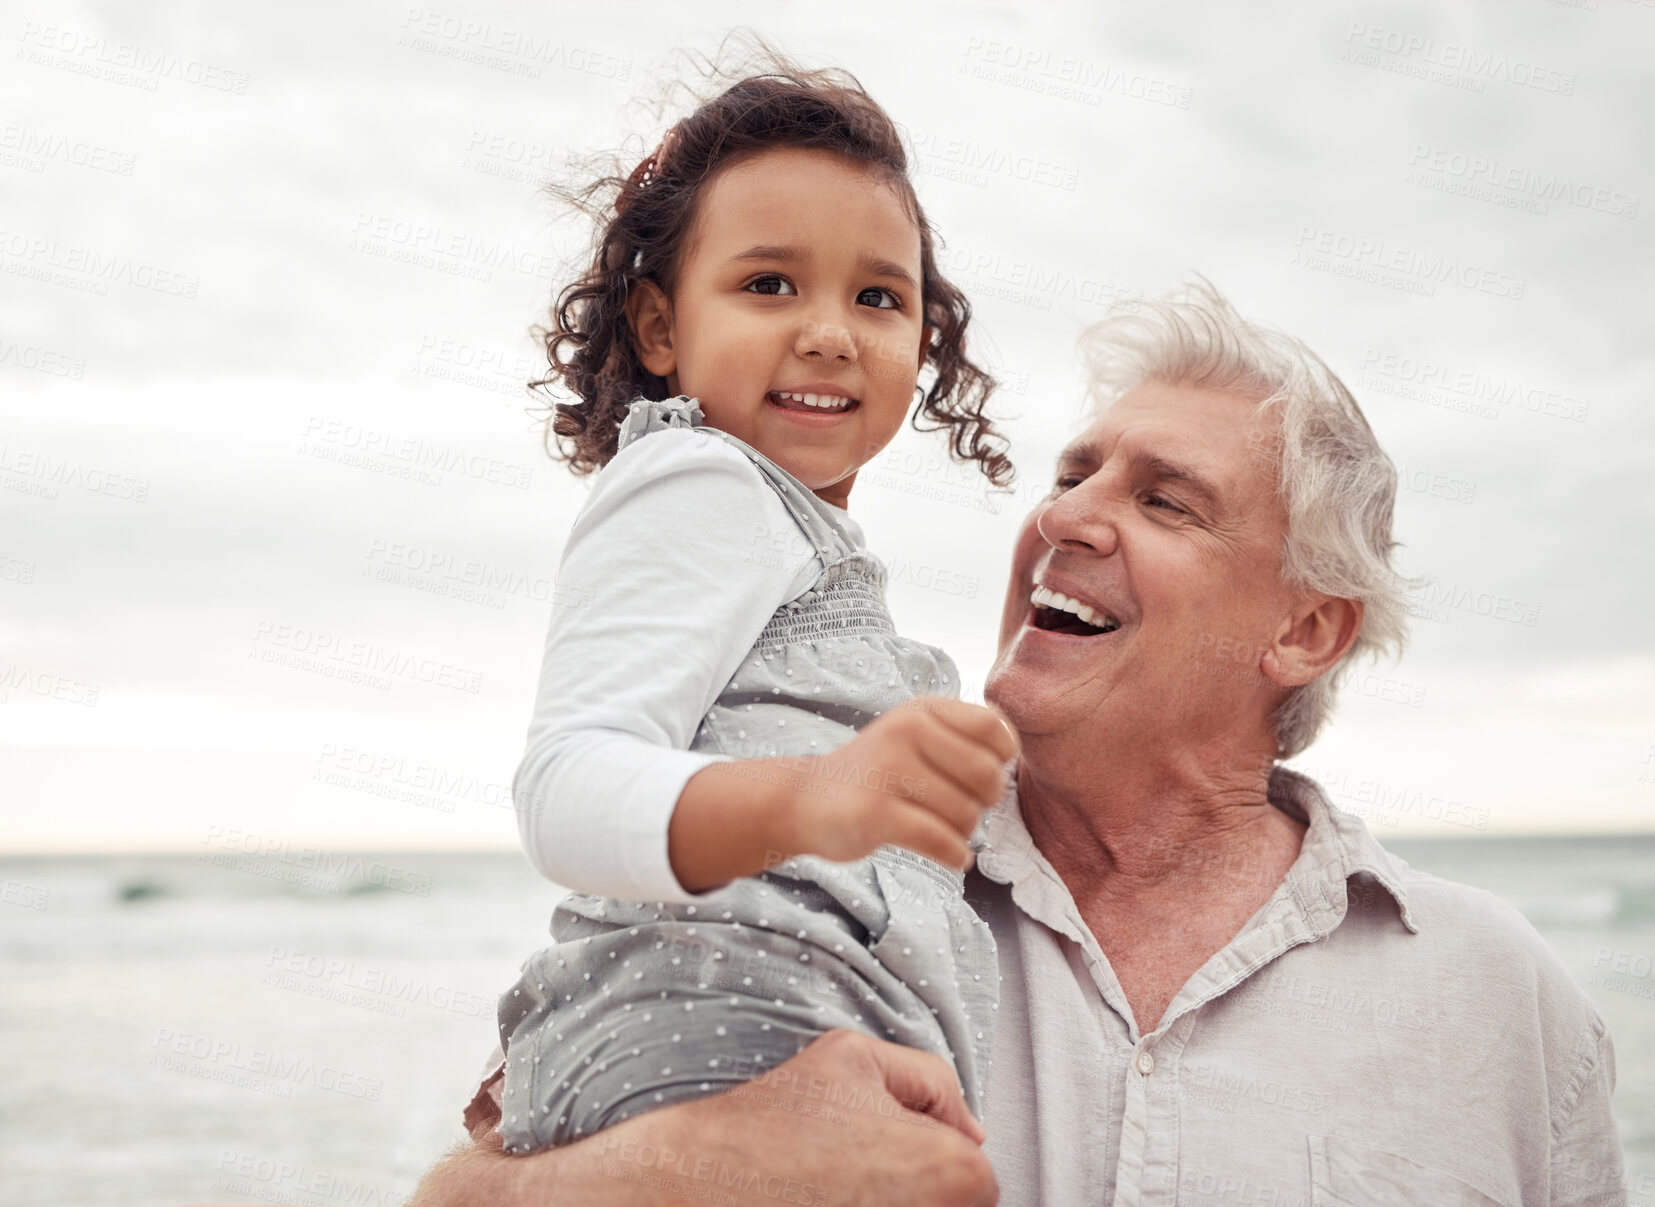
[3,0,1652,851]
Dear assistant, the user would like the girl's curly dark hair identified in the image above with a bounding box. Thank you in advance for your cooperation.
[531,50,1014,489]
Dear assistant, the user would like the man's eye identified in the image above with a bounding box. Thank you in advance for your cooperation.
[1051,475,1084,493]
[857,287,900,310]
[745,274,796,296]
[1144,494,1185,513]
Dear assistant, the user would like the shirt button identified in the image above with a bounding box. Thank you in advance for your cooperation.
[1135,1049,1155,1076]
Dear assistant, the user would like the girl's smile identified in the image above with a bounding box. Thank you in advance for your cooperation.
[625,146,928,511]
[767,387,857,416]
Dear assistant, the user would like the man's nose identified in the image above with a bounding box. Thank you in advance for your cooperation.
[1034,484,1120,556]
[795,316,857,363]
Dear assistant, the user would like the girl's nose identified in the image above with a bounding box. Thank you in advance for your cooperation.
[795,316,856,363]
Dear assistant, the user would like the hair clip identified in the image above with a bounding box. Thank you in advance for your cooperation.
[617,124,682,214]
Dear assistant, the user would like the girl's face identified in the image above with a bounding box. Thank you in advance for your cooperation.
[628,147,928,510]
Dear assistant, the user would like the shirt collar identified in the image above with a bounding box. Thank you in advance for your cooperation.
[973,761,1418,938]
[1269,764,1418,935]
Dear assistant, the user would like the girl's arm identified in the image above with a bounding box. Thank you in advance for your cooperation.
[513,428,819,902]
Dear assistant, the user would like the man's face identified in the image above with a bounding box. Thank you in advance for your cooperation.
[984,379,1301,750]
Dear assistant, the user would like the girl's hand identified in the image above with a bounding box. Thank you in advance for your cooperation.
[778,697,1019,872]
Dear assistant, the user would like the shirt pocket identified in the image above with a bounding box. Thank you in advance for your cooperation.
[1307,1135,1511,1207]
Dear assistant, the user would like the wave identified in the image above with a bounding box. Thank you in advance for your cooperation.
[1612,883,1655,927]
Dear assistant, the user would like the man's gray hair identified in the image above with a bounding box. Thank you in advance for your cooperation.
[1079,278,1410,758]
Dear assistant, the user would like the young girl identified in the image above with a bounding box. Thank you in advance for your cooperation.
[473,59,1019,1156]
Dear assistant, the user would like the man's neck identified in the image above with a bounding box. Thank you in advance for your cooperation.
[1013,731,1309,1035]
[1015,731,1304,913]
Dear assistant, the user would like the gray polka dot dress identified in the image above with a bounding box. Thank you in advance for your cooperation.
[494,397,999,1153]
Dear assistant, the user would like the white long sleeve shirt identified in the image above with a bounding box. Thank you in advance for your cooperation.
[512,427,866,903]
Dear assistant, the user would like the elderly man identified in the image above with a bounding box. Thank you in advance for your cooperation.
[414,284,1626,1206]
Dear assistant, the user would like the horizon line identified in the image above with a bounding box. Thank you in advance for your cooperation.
[5,830,1655,858]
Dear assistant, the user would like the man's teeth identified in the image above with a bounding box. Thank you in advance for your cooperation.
[774,391,852,411]
[1031,584,1119,632]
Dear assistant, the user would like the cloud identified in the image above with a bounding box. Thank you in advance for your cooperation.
[4,0,1652,845]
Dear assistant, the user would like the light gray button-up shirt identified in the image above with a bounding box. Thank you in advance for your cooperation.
[968,767,1627,1206]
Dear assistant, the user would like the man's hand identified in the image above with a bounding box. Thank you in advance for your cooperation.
[408,1029,998,1207]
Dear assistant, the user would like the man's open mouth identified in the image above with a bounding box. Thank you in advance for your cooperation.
[1030,584,1121,636]
[767,390,857,414]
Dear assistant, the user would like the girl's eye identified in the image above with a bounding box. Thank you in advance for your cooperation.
[745,274,796,296]
[857,287,900,310]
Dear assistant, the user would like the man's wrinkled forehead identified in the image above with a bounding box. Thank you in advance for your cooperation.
[1061,384,1281,518]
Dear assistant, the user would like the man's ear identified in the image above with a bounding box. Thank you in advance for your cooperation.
[1259,595,1364,688]
[625,280,677,378]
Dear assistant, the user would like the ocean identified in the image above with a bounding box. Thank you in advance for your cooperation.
[2,838,1651,1206]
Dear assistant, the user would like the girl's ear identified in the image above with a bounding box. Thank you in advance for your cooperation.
[626,280,677,378]
[917,325,935,368]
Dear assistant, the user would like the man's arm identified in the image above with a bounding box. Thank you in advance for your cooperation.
[1549,1020,1629,1207]
[409,1030,998,1207]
